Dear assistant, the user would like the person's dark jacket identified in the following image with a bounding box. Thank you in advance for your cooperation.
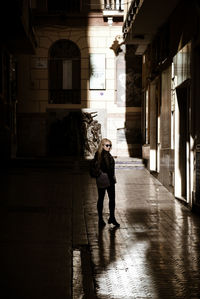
[95,149,116,184]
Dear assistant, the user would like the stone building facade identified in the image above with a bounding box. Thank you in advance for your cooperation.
[16,0,142,158]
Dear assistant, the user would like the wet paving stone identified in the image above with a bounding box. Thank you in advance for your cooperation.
[84,168,200,299]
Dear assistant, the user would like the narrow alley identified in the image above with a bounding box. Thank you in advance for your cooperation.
[1,1,200,298]
[1,158,200,298]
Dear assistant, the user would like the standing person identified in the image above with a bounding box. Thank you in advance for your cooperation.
[94,138,120,228]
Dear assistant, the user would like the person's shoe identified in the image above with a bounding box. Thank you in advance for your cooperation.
[98,219,106,227]
[108,217,120,227]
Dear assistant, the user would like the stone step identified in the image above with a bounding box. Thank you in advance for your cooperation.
[115,157,145,169]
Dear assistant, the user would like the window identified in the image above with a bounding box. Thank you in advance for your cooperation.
[48,40,81,104]
[173,42,191,87]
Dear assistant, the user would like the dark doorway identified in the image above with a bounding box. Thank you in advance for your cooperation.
[176,84,189,199]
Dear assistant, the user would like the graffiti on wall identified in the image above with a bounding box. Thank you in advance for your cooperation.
[82,111,102,156]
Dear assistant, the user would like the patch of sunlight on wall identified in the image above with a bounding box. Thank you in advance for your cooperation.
[150,149,156,171]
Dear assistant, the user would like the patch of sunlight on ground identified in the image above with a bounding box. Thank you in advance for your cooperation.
[97,240,158,298]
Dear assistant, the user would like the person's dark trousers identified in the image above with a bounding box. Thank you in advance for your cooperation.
[97,184,115,220]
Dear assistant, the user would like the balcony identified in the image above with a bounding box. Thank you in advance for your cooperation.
[33,0,124,27]
[122,0,181,54]
[103,0,124,17]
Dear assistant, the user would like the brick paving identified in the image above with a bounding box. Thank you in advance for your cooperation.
[1,158,200,299]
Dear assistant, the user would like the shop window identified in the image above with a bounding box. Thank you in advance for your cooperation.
[173,42,191,87]
[48,40,81,104]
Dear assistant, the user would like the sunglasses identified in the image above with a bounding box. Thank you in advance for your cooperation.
[104,144,112,148]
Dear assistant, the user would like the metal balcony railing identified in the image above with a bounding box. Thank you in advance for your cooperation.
[123,0,140,38]
[104,0,124,11]
[103,0,124,20]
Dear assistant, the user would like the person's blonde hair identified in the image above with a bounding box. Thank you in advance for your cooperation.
[96,138,112,162]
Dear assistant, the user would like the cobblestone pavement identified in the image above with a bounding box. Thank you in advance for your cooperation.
[1,158,200,299]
